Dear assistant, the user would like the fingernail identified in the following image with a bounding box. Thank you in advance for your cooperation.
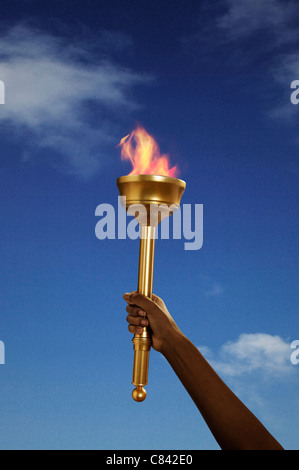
[123,293,130,299]
[141,319,148,326]
[138,310,146,317]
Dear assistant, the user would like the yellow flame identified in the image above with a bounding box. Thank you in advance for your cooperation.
[118,126,179,177]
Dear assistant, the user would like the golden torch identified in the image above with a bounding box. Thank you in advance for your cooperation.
[117,127,186,402]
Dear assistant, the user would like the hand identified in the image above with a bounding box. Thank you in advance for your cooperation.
[123,291,182,354]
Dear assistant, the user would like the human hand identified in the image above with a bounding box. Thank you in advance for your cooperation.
[124,291,182,354]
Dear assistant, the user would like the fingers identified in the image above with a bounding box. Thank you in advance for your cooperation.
[127,314,149,335]
[123,292,158,314]
[126,304,147,317]
[126,310,149,335]
[124,291,166,336]
[126,314,148,326]
[126,304,149,334]
[128,325,144,335]
[124,293,153,335]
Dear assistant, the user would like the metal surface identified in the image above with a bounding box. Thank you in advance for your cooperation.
[131,225,155,402]
[117,175,186,401]
[117,174,186,210]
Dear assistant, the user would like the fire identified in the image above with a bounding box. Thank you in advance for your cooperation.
[118,126,179,178]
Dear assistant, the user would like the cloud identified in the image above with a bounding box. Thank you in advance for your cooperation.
[199,333,299,436]
[182,1,299,93]
[213,0,299,143]
[200,333,293,377]
[205,282,224,297]
[216,1,299,79]
[0,24,150,178]
[218,0,299,43]
[198,275,225,297]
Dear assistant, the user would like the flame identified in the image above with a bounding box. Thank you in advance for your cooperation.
[118,126,179,177]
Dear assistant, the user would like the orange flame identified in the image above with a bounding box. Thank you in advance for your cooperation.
[118,126,179,177]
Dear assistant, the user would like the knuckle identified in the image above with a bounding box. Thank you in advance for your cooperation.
[126,315,140,326]
[130,307,139,316]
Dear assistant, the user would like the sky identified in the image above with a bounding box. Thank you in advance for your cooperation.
[0,0,298,450]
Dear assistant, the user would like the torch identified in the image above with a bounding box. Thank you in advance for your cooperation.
[117,128,186,402]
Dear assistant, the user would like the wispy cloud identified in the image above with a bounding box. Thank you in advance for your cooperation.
[199,332,298,437]
[218,0,299,44]
[182,1,299,99]
[198,275,225,298]
[218,0,299,116]
[0,24,150,178]
[200,333,293,377]
[205,282,224,297]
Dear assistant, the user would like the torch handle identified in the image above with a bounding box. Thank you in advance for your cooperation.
[132,225,156,402]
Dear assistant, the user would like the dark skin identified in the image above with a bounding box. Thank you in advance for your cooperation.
[124,291,284,451]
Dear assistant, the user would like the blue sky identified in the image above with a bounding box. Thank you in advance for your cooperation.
[0,0,298,450]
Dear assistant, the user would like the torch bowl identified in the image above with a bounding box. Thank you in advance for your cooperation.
[117,175,186,226]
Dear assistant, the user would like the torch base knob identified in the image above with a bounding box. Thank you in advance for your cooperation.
[132,387,147,402]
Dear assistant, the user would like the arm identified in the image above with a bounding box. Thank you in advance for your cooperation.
[124,291,283,451]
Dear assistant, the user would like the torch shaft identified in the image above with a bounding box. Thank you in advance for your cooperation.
[138,225,156,298]
[132,225,156,400]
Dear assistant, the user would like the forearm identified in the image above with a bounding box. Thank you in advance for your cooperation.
[162,331,283,450]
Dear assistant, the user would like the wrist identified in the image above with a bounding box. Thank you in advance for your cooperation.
[160,328,187,358]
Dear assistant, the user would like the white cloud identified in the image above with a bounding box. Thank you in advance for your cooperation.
[199,333,299,439]
[205,282,224,297]
[216,0,299,136]
[0,25,150,177]
[217,0,299,78]
[218,0,299,43]
[200,333,293,377]
[199,275,225,297]
[272,53,299,87]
